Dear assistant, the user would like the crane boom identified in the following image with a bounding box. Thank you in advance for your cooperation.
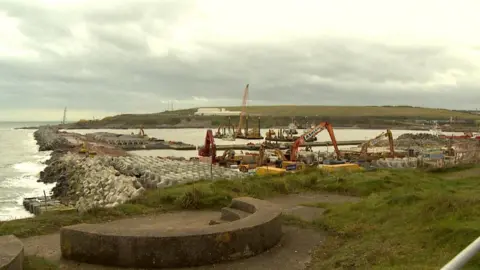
[236,84,249,136]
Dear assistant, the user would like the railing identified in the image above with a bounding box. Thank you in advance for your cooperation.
[441,237,480,270]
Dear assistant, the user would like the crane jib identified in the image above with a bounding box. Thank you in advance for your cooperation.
[304,126,324,140]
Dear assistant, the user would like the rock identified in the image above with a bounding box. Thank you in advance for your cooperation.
[34,127,74,151]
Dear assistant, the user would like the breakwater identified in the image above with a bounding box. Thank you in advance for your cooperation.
[33,126,74,151]
[28,127,245,215]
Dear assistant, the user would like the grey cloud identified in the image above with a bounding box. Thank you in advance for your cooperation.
[0,0,479,119]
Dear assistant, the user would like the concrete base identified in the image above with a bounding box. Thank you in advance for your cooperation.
[0,235,24,270]
[60,197,283,268]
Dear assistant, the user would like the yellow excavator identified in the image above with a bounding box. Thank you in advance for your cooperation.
[359,129,395,159]
[79,142,97,157]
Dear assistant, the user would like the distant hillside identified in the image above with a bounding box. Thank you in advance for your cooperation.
[53,105,480,131]
[218,105,480,119]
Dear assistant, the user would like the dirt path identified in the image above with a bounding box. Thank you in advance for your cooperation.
[22,193,359,270]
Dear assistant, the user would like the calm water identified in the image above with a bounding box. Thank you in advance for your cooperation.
[0,125,457,221]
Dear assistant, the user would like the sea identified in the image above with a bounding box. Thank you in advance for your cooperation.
[0,122,57,221]
[0,124,456,221]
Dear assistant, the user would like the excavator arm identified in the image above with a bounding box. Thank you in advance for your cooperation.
[290,122,341,161]
[386,129,395,158]
[359,129,395,158]
[359,132,386,157]
[198,129,217,163]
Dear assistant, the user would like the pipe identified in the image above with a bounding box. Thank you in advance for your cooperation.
[441,237,480,270]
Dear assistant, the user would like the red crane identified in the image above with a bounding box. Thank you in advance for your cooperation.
[290,122,341,161]
[198,129,217,163]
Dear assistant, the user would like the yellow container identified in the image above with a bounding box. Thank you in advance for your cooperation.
[320,163,363,172]
[255,166,286,176]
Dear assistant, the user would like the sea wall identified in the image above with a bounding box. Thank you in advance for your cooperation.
[34,126,74,151]
[40,153,144,212]
[37,153,245,213]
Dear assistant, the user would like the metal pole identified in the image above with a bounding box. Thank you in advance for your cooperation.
[43,190,48,212]
[441,237,480,270]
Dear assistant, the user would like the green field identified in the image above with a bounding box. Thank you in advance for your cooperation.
[221,105,480,119]
[2,167,480,269]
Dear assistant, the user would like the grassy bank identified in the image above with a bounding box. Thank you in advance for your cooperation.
[309,167,480,269]
[1,167,480,269]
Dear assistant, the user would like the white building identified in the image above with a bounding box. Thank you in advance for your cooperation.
[194,108,241,116]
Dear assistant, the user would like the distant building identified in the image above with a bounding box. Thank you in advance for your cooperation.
[194,108,241,116]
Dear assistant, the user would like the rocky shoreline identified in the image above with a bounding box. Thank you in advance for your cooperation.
[29,127,244,215]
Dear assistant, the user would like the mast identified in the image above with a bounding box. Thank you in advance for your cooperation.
[62,107,67,124]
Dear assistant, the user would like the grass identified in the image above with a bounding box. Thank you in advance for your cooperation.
[2,167,480,269]
[305,168,480,269]
[223,105,480,119]
[0,171,327,238]
[24,256,58,270]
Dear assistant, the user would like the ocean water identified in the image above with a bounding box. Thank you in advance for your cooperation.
[0,122,57,221]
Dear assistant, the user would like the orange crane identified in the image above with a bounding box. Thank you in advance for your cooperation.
[236,84,249,137]
[290,122,341,161]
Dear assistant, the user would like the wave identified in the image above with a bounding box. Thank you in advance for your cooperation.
[12,162,46,175]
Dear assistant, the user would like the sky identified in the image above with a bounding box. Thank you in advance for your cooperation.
[1,0,480,121]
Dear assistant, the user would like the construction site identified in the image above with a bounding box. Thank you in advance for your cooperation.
[196,84,480,174]
[62,84,480,175]
[6,84,480,270]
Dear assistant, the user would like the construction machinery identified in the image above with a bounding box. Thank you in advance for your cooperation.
[289,122,341,161]
[358,129,395,159]
[265,128,317,142]
[234,84,263,140]
[214,124,236,140]
[236,84,249,138]
[79,142,97,157]
[198,129,217,164]
[237,116,263,140]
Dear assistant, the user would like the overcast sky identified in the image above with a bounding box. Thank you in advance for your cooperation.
[1,0,480,121]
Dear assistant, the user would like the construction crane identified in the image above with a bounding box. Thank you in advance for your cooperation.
[359,129,395,158]
[236,84,249,137]
[290,122,340,161]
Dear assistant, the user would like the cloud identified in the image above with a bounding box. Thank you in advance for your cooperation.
[1,0,480,121]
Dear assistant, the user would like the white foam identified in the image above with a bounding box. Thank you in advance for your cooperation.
[12,162,46,175]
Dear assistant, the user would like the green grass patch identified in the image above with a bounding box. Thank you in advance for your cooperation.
[24,256,58,270]
[308,167,480,269]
